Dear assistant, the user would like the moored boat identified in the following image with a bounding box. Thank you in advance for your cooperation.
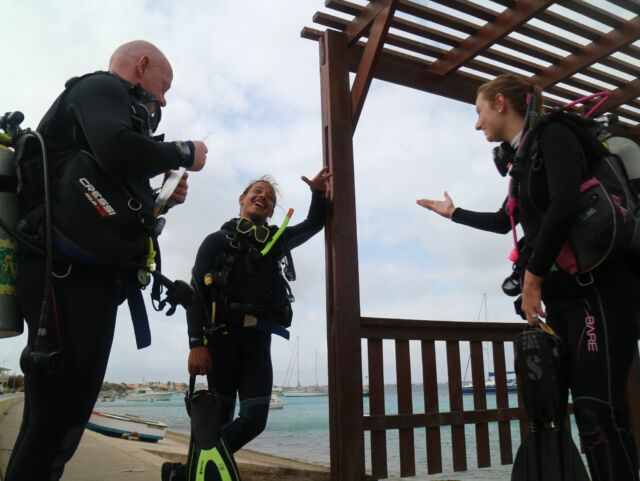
[86,411,167,442]
[125,386,173,402]
[269,393,285,409]
[462,371,518,394]
[283,386,328,397]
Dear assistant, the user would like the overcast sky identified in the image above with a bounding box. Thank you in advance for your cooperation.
[3,0,628,387]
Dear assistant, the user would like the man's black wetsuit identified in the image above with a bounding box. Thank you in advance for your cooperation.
[186,189,326,452]
[453,122,640,481]
[6,72,195,481]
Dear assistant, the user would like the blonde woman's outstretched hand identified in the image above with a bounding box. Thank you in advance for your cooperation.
[417,191,455,219]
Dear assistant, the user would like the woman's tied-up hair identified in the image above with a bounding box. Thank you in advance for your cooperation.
[477,73,543,117]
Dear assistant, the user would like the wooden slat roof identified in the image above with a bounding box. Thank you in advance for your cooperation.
[302,0,640,140]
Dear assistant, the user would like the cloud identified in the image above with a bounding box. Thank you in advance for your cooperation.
[0,0,522,386]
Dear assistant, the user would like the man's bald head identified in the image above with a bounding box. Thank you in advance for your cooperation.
[108,40,173,106]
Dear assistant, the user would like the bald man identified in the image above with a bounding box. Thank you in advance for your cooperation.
[5,41,206,481]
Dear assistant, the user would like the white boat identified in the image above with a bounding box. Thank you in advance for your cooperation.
[86,411,167,442]
[125,386,173,402]
[269,393,285,409]
[282,339,328,397]
[283,385,328,397]
[462,372,518,395]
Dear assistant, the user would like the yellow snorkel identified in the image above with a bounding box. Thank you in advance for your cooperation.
[261,208,294,256]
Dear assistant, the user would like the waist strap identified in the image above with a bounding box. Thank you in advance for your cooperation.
[225,311,290,340]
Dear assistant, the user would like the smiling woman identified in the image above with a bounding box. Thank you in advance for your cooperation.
[417,73,640,481]
[159,167,332,479]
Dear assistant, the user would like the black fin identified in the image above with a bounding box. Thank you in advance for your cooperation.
[185,376,242,481]
[511,430,590,481]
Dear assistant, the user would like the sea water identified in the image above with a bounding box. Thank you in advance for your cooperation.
[94,385,582,481]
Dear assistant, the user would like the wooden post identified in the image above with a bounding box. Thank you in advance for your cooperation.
[319,28,365,481]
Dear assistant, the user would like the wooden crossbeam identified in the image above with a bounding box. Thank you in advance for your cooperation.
[591,78,640,118]
[612,123,640,143]
[531,16,640,88]
[608,0,640,11]
[350,0,398,130]
[558,0,626,28]
[443,0,640,78]
[427,0,494,22]
[310,11,640,116]
[344,0,389,44]
[538,6,640,61]
[302,26,640,125]
[428,0,556,76]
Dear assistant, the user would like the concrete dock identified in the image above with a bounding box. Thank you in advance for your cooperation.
[0,394,330,481]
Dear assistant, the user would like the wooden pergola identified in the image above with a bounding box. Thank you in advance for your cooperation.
[302,1,640,480]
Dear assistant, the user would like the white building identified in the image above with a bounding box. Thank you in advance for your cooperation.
[0,367,10,392]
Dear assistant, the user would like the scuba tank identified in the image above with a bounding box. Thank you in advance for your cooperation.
[0,141,22,338]
[606,135,640,195]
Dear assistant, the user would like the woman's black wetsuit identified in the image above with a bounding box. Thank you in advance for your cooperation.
[452,122,640,481]
[186,189,326,452]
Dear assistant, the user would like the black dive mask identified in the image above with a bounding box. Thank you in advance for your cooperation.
[130,86,162,135]
[112,74,162,135]
[493,141,515,177]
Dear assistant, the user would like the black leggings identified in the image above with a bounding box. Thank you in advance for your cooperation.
[544,264,640,481]
[5,256,122,481]
[206,327,272,452]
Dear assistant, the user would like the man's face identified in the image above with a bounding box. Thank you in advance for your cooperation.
[139,57,173,107]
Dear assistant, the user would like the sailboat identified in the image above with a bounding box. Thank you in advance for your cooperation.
[282,338,328,397]
[461,294,518,395]
[462,371,518,394]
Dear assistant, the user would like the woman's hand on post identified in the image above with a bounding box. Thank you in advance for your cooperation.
[188,346,212,376]
[416,191,456,219]
[521,270,547,325]
[302,166,333,195]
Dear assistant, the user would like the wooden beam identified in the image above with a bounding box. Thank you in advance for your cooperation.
[492,0,640,59]
[311,10,638,105]
[532,16,640,88]
[362,317,523,341]
[343,0,387,44]
[610,123,640,144]
[591,78,640,119]
[301,28,640,126]
[428,0,556,76]
[437,0,640,77]
[608,0,640,11]
[558,0,626,28]
[318,28,365,481]
[350,0,398,130]
[326,0,640,84]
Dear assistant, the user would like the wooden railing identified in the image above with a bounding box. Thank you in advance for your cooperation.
[361,317,535,479]
[360,316,640,479]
